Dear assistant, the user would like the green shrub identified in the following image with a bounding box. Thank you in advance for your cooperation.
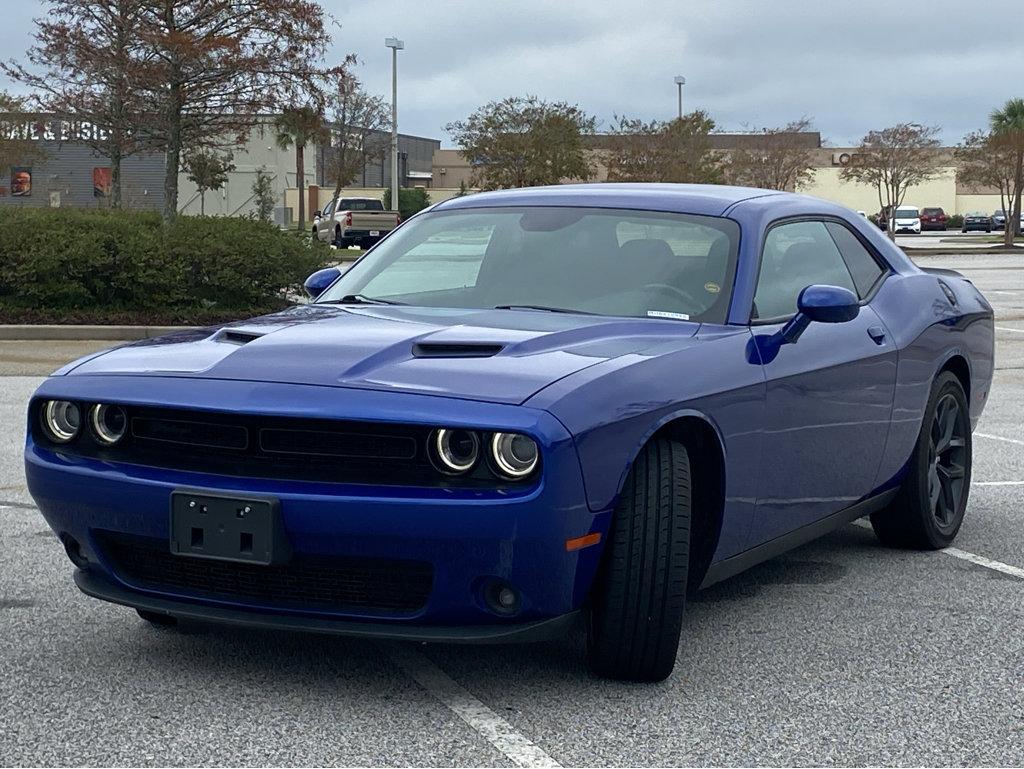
[382,187,431,220]
[0,208,333,322]
[947,214,964,230]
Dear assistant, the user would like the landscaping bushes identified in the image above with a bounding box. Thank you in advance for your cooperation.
[0,208,333,324]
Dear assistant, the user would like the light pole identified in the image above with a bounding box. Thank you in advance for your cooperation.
[385,37,404,214]
[674,75,686,119]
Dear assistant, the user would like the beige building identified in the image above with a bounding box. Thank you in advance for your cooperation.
[431,137,1009,217]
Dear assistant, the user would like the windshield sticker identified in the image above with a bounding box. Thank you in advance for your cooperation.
[704,281,721,294]
[647,310,690,321]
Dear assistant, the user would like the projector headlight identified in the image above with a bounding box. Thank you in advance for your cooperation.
[41,400,81,443]
[431,428,480,474]
[90,404,127,445]
[489,432,539,479]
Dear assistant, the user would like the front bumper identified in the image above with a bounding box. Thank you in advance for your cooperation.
[27,376,610,634]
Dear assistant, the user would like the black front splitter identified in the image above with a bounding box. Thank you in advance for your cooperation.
[74,569,579,644]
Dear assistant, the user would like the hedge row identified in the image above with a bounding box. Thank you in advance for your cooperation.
[0,208,333,323]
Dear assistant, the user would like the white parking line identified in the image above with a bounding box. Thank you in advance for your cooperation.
[976,432,1024,446]
[995,326,1024,333]
[852,519,1024,579]
[973,480,1024,486]
[974,436,1024,448]
[384,643,561,768]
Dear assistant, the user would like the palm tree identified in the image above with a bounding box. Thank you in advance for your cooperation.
[990,98,1024,243]
[274,106,327,231]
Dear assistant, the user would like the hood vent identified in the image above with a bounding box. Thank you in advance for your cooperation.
[216,329,266,346]
[411,342,505,359]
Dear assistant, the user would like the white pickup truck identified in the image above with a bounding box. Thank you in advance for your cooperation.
[311,197,401,248]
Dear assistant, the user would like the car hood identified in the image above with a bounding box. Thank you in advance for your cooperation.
[65,304,698,405]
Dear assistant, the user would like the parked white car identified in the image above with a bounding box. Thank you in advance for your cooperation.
[890,205,921,234]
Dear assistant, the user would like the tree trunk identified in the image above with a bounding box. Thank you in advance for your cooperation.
[1012,148,1023,243]
[200,190,205,216]
[162,77,183,224]
[111,144,122,209]
[296,142,306,231]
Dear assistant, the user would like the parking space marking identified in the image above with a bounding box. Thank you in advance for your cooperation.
[976,432,1024,447]
[384,643,561,768]
[996,326,1024,333]
[853,520,1024,579]
[973,480,1024,486]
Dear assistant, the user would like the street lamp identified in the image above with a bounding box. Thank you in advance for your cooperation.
[385,37,404,214]
[674,75,686,119]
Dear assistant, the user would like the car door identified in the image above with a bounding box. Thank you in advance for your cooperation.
[748,218,897,545]
[318,199,335,241]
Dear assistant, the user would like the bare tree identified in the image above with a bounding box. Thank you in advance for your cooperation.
[605,111,723,184]
[3,0,149,207]
[725,117,818,191]
[840,123,943,240]
[0,91,47,173]
[183,148,234,215]
[446,96,596,189]
[134,0,336,222]
[955,130,1019,244]
[326,68,390,196]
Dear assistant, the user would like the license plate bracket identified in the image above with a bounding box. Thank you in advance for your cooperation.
[170,489,290,565]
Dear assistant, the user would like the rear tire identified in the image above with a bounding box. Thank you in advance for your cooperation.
[586,438,690,682]
[870,371,971,549]
[136,608,177,627]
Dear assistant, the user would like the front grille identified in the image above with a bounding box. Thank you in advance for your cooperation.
[40,404,517,488]
[96,531,433,615]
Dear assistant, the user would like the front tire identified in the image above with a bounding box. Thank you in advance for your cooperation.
[871,371,971,549]
[586,438,690,682]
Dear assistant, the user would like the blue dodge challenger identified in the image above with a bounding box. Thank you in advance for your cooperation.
[26,184,994,681]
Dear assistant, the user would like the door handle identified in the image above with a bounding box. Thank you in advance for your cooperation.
[868,325,887,344]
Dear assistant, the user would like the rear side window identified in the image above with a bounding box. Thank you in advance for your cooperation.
[824,222,886,298]
[753,220,856,320]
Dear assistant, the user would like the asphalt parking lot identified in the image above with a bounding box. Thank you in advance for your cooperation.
[2,253,1023,767]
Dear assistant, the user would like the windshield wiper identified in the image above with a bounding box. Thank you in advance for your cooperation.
[325,294,405,306]
[494,304,597,315]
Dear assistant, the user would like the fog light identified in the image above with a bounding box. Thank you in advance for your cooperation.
[41,400,81,443]
[483,579,521,616]
[90,404,127,445]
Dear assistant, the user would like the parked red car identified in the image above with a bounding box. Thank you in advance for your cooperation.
[920,207,948,231]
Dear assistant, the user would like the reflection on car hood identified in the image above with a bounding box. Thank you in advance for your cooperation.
[65,304,700,405]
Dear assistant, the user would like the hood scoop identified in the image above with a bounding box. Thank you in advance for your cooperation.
[411,342,505,358]
[215,329,267,346]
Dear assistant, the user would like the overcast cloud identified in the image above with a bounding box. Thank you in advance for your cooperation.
[2,0,1021,147]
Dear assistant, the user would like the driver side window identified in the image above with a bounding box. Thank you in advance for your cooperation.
[753,220,857,320]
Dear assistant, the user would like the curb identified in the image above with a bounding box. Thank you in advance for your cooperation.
[902,248,1024,256]
[0,325,193,341]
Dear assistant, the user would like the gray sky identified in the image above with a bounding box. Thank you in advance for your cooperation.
[2,0,1021,147]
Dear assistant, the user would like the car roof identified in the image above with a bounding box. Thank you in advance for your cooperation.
[434,183,788,217]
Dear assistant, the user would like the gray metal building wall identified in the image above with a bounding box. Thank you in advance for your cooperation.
[0,136,165,211]
[317,132,440,189]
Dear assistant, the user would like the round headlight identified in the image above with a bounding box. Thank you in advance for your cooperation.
[432,428,480,474]
[90,404,127,445]
[490,432,539,479]
[41,400,81,443]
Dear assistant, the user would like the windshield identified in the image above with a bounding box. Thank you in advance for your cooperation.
[318,206,740,323]
[922,208,943,215]
[894,208,918,218]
